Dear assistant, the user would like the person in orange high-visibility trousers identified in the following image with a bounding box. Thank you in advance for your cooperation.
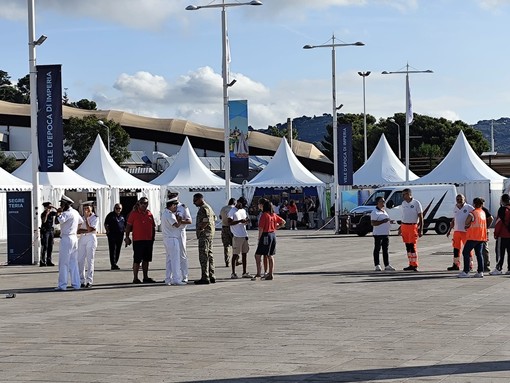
[400,188,424,272]
[446,194,474,271]
[457,197,487,278]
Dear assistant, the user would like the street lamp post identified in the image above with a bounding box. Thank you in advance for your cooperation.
[28,0,47,264]
[357,71,370,163]
[304,35,364,234]
[389,118,401,160]
[98,120,110,153]
[186,0,262,201]
[382,64,433,182]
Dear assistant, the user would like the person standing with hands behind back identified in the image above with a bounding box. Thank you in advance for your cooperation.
[193,193,216,285]
[370,196,395,271]
[124,197,156,284]
[104,203,125,270]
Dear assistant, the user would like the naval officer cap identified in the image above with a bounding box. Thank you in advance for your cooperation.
[59,195,74,204]
[166,197,179,207]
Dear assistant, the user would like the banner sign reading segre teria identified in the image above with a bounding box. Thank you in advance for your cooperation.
[37,64,63,172]
[337,123,353,186]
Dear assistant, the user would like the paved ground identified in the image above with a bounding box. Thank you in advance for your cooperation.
[1,229,510,383]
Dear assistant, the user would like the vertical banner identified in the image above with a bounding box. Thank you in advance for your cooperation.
[337,123,353,185]
[7,191,33,265]
[37,64,63,172]
[228,100,249,180]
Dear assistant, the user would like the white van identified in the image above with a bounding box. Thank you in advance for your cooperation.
[348,184,457,236]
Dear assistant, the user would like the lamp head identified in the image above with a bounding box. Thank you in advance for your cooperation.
[353,42,364,46]
[185,5,199,10]
[34,35,47,46]
[249,0,263,5]
[303,45,314,49]
[97,120,105,126]
[381,71,389,75]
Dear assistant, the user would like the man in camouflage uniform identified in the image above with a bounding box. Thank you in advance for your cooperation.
[193,193,216,284]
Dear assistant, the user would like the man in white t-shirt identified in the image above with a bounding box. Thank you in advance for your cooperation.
[446,194,474,271]
[228,197,251,279]
[400,188,424,271]
[370,196,395,271]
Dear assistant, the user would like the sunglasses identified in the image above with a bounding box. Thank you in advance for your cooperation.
[139,201,148,205]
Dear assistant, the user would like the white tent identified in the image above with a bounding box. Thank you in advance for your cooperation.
[150,137,242,227]
[0,167,32,240]
[413,131,506,214]
[354,134,419,186]
[12,154,109,227]
[75,135,161,231]
[245,138,326,216]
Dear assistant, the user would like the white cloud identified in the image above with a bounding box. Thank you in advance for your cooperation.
[113,72,168,100]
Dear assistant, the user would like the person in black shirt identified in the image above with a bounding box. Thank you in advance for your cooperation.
[40,202,57,267]
[104,203,126,270]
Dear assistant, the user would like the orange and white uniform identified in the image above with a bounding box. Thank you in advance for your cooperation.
[401,198,423,267]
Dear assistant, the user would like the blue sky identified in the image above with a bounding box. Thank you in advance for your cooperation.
[1,0,510,130]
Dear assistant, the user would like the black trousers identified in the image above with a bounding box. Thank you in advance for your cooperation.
[373,235,389,267]
[107,234,123,267]
[495,237,510,271]
[40,229,54,263]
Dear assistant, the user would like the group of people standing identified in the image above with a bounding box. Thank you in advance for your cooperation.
[370,187,510,278]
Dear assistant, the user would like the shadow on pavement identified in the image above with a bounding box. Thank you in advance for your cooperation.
[189,360,510,382]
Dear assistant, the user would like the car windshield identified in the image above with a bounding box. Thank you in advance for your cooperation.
[363,190,392,206]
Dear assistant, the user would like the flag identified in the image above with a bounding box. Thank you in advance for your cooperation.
[406,74,413,125]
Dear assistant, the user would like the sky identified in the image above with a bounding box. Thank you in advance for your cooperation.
[1,0,510,131]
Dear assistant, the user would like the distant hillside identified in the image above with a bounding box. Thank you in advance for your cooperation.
[257,115,510,154]
[472,118,510,154]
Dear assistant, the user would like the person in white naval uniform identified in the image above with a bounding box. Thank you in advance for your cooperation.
[77,203,98,288]
[162,198,185,285]
[55,195,83,291]
[170,192,192,283]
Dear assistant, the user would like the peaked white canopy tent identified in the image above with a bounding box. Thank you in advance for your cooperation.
[413,131,506,214]
[13,154,109,227]
[0,167,32,240]
[245,138,326,216]
[75,135,161,231]
[354,134,419,187]
[151,137,242,227]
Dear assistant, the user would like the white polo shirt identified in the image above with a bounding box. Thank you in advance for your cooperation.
[453,203,474,232]
[401,198,423,224]
[371,208,390,236]
[228,207,248,238]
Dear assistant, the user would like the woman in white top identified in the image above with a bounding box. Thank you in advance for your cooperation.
[370,196,395,271]
[78,203,98,288]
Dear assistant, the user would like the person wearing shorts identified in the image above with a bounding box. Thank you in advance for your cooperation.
[124,197,156,284]
[253,200,285,280]
[228,197,251,279]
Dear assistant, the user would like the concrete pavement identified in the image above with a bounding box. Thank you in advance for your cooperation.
[1,229,510,382]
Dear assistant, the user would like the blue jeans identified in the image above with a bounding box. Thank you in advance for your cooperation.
[462,240,483,273]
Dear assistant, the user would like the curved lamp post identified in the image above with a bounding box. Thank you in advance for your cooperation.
[98,120,110,153]
[186,0,262,201]
[357,71,370,163]
[303,35,364,234]
[388,118,401,160]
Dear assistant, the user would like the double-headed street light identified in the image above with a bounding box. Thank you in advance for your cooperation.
[303,35,364,234]
[357,71,370,163]
[186,0,262,201]
[382,64,433,182]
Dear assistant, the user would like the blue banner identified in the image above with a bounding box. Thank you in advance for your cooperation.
[6,192,33,265]
[337,123,353,185]
[228,100,249,180]
[37,64,63,172]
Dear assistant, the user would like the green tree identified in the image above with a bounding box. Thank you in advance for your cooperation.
[266,125,298,139]
[0,71,27,103]
[0,151,17,172]
[70,99,97,110]
[64,116,130,167]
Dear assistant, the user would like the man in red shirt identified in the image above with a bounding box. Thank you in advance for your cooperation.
[124,197,156,284]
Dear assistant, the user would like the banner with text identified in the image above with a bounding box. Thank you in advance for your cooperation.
[337,123,353,186]
[37,64,63,172]
[7,191,32,265]
[228,100,249,180]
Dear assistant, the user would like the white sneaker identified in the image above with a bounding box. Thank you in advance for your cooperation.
[490,269,502,275]
[457,271,470,278]
[374,265,382,271]
[242,272,253,279]
[231,273,238,279]
[473,272,484,278]
[171,281,187,286]
[385,265,396,271]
